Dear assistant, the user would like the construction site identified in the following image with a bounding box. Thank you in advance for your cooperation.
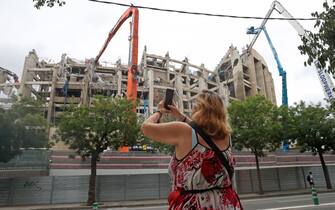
[2,0,335,124]
[16,45,275,119]
[1,0,335,208]
[1,45,277,149]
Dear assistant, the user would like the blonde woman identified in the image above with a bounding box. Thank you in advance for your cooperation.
[142,90,243,210]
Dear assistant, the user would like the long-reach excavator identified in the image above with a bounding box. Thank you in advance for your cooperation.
[247,0,335,102]
[247,0,335,152]
[94,6,139,108]
[247,26,288,106]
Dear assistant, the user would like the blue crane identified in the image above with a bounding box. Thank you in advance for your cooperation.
[247,26,288,106]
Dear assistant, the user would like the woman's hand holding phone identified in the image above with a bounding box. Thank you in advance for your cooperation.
[157,100,171,114]
[167,103,183,119]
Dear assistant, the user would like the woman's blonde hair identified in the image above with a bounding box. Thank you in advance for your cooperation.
[191,90,232,139]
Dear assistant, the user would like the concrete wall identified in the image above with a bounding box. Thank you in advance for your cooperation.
[1,165,335,206]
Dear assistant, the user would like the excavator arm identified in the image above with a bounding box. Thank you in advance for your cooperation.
[248,1,335,101]
[95,6,139,107]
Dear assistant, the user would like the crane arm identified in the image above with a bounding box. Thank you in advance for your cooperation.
[248,1,306,52]
[262,27,284,76]
[248,0,335,101]
[262,27,288,105]
[95,6,139,65]
[273,1,306,37]
[247,1,276,52]
[273,1,335,101]
[94,6,139,107]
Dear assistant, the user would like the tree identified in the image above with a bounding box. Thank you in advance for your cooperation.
[291,101,334,189]
[298,0,335,75]
[0,97,49,163]
[33,0,66,9]
[56,96,138,205]
[228,95,282,194]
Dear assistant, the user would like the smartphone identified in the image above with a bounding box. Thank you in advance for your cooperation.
[164,88,174,110]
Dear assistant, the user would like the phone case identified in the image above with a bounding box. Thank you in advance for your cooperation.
[164,89,174,110]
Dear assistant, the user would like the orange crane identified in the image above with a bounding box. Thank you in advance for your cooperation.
[95,6,139,109]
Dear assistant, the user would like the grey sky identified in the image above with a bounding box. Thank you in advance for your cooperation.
[0,0,332,105]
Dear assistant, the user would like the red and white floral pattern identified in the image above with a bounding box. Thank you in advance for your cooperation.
[168,144,243,210]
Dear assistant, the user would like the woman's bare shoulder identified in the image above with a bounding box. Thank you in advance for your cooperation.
[142,121,191,145]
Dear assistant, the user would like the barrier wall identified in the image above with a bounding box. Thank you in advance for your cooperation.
[0,165,334,206]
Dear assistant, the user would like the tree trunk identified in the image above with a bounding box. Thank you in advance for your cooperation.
[255,154,264,194]
[87,153,97,206]
[318,150,332,189]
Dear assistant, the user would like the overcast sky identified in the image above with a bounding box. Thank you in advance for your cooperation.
[0,0,332,105]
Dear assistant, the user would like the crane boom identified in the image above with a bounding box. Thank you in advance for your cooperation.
[273,1,307,37]
[248,1,335,101]
[95,6,139,107]
[247,1,276,52]
[263,27,288,105]
[247,26,288,105]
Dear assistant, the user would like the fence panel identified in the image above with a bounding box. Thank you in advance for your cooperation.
[125,174,160,200]
[11,176,52,205]
[159,174,171,199]
[0,165,334,206]
[261,168,280,192]
[52,176,89,204]
[279,167,301,190]
[235,170,253,193]
[98,175,126,202]
[0,179,10,206]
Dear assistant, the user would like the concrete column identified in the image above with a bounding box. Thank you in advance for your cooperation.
[262,67,269,98]
[47,66,58,124]
[254,60,266,97]
[81,59,94,105]
[117,70,122,96]
[164,52,170,79]
[269,75,277,104]
[233,63,245,100]
[184,74,190,111]
[245,55,258,96]
[175,73,184,113]
[19,50,39,98]
[264,68,276,104]
[148,70,154,113]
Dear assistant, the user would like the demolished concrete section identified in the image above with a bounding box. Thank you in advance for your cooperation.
[17,46,276,127]
[215,45,276,105]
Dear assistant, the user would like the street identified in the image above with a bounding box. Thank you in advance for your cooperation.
[108,192,335,210]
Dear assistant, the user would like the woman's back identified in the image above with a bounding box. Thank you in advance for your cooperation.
[141,90,242,209]
[168,128,243,210]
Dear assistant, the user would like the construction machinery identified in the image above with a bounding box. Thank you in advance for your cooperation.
[247,26,288,106]
[247,0,335,101]
[95,6,139,108]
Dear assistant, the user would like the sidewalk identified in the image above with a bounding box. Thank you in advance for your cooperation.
[1,188,334,210]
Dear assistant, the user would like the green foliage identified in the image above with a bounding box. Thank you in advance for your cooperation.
[228,95,282,157]
[136,115,174,154]
[33,0,66,9]
[290,101,335,154]
[290,101,334,189]
[56,96,139,159]
[298,0,335,74]
[0,97,49,163]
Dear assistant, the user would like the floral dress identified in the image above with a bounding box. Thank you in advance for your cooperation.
[168,128,243,210]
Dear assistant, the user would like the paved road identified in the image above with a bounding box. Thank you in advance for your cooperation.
[108,192,335,210]
[241,192,335,210]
